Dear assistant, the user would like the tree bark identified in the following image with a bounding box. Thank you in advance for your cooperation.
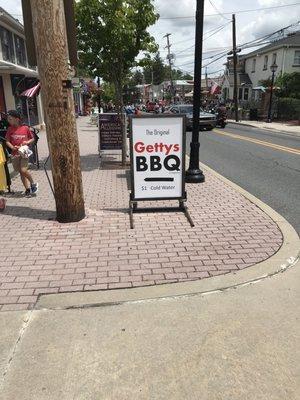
[114,76,126,166]
[30,0,85,222]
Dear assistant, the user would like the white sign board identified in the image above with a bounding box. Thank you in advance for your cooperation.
[130,115,186,200]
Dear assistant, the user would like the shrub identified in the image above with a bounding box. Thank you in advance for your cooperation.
[277,97,300,120]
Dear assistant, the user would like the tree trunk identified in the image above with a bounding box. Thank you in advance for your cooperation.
[30,0,85,222]
[114,77,126,166]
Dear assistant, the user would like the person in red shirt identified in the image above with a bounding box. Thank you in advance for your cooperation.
[5,110,38,196]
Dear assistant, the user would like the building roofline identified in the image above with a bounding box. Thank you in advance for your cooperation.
[240,31,300,59]
[0,7,24,34]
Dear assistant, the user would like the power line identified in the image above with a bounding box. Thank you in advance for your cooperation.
[160,22,230,51]
[208,0,231,21]
[168,22,231,56]
[176,19,300,69]
[159,2,300,19]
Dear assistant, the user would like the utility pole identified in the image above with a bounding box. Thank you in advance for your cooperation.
[164,33,175,103]
[205,67,208,100]
[205,67,208,88]
[185,0,205,184]
[29,0,85,222]
[232,14,239,122]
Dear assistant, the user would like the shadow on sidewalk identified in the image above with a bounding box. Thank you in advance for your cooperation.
[42,154,101,173]
[3,205,56,221]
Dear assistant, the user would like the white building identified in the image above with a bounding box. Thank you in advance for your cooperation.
[222,31,300,102]
[0,7,43,125]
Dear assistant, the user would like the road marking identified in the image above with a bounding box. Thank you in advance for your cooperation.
[213,129,300,155]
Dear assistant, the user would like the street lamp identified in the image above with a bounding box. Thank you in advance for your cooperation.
[185,0,205,183]
[267,62,278,123]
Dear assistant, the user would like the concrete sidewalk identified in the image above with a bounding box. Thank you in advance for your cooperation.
[228,119,300,136]
[0,255,299,400]
[0,117,284,311]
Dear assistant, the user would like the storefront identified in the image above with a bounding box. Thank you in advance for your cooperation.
[10,74,39,125]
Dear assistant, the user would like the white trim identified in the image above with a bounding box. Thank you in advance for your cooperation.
[0,59,38,77]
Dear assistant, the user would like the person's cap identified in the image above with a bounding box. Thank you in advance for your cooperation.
[7,110,21,119]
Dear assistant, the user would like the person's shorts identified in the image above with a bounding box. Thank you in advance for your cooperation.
[11,156,29,172]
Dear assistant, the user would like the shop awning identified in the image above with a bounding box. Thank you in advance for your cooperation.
[20,82,41,97]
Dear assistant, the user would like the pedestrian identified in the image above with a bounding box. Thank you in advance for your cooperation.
[0,197,6,211]
[5,110,38,197]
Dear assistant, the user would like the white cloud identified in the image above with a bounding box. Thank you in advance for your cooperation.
[0,0,22,20]
[1,0,299,76]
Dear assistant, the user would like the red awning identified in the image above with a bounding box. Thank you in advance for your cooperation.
[20,82,41,98]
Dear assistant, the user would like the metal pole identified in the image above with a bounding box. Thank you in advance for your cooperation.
[185,0,205,184]
[267,71,275,123]
[26,98,31,126]
[232,14,239,122]
[97,76,101,114]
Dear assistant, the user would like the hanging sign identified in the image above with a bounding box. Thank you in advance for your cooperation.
[130,115,186,201]
[98,113,123,151]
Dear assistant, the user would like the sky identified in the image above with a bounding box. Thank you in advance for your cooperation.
[1,0,300,77]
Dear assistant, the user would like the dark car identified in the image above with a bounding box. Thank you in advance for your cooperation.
[166,104,217,131]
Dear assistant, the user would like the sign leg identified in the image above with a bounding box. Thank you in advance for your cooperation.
[129,201,134,229]
[179,200,194,228]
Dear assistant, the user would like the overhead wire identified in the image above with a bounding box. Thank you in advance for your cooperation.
[208,0,231,21]
[159,2,300,19]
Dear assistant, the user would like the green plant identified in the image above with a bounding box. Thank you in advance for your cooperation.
[76,0,158,110]
[276,72,300,99]
[277,97,300,120]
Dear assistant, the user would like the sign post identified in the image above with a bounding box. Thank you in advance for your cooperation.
[129,115,194,229]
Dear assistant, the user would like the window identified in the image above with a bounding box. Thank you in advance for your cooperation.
[238,88,243,100]
[0,27,15,63]
[244,88,249,101]
[294,50,300,65]
[14,35,27,66]
[263,55,268,70]
[272,53,277,65]
[251,59,256,73]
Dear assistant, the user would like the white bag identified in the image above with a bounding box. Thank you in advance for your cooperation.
[18,145,33,159]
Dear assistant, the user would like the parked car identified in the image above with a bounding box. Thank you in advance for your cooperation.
[166,104,217,131]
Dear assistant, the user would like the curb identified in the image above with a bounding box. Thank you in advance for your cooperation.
[35,164,300,310]
[228,120,300,137]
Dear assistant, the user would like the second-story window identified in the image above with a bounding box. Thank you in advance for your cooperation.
[272,53,277,65]
[0,26,15,63]
[252,59,256,73]
[14,35,27,67]
[263,55,268,70]
[294,50,300,65]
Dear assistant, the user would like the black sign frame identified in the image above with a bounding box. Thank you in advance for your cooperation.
[128,114,194,229]
[98,113,124,152]
[129,114,187,202]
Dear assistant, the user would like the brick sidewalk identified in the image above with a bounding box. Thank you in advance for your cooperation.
[0,117,283,311]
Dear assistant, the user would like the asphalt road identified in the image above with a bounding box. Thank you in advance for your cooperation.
[186,123,300,233]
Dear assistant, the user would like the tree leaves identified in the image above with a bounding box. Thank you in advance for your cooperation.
[75,0,158,88]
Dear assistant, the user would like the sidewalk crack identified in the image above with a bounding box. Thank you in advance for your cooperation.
[0,310,33,388]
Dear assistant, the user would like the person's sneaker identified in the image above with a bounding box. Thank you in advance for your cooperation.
[31,183,39,194]
[25,188,31,197]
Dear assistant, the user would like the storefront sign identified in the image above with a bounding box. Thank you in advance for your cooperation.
[130,115,186,200]
[98,113,123,151]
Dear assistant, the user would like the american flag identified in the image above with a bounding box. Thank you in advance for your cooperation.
[20,83,41,98]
